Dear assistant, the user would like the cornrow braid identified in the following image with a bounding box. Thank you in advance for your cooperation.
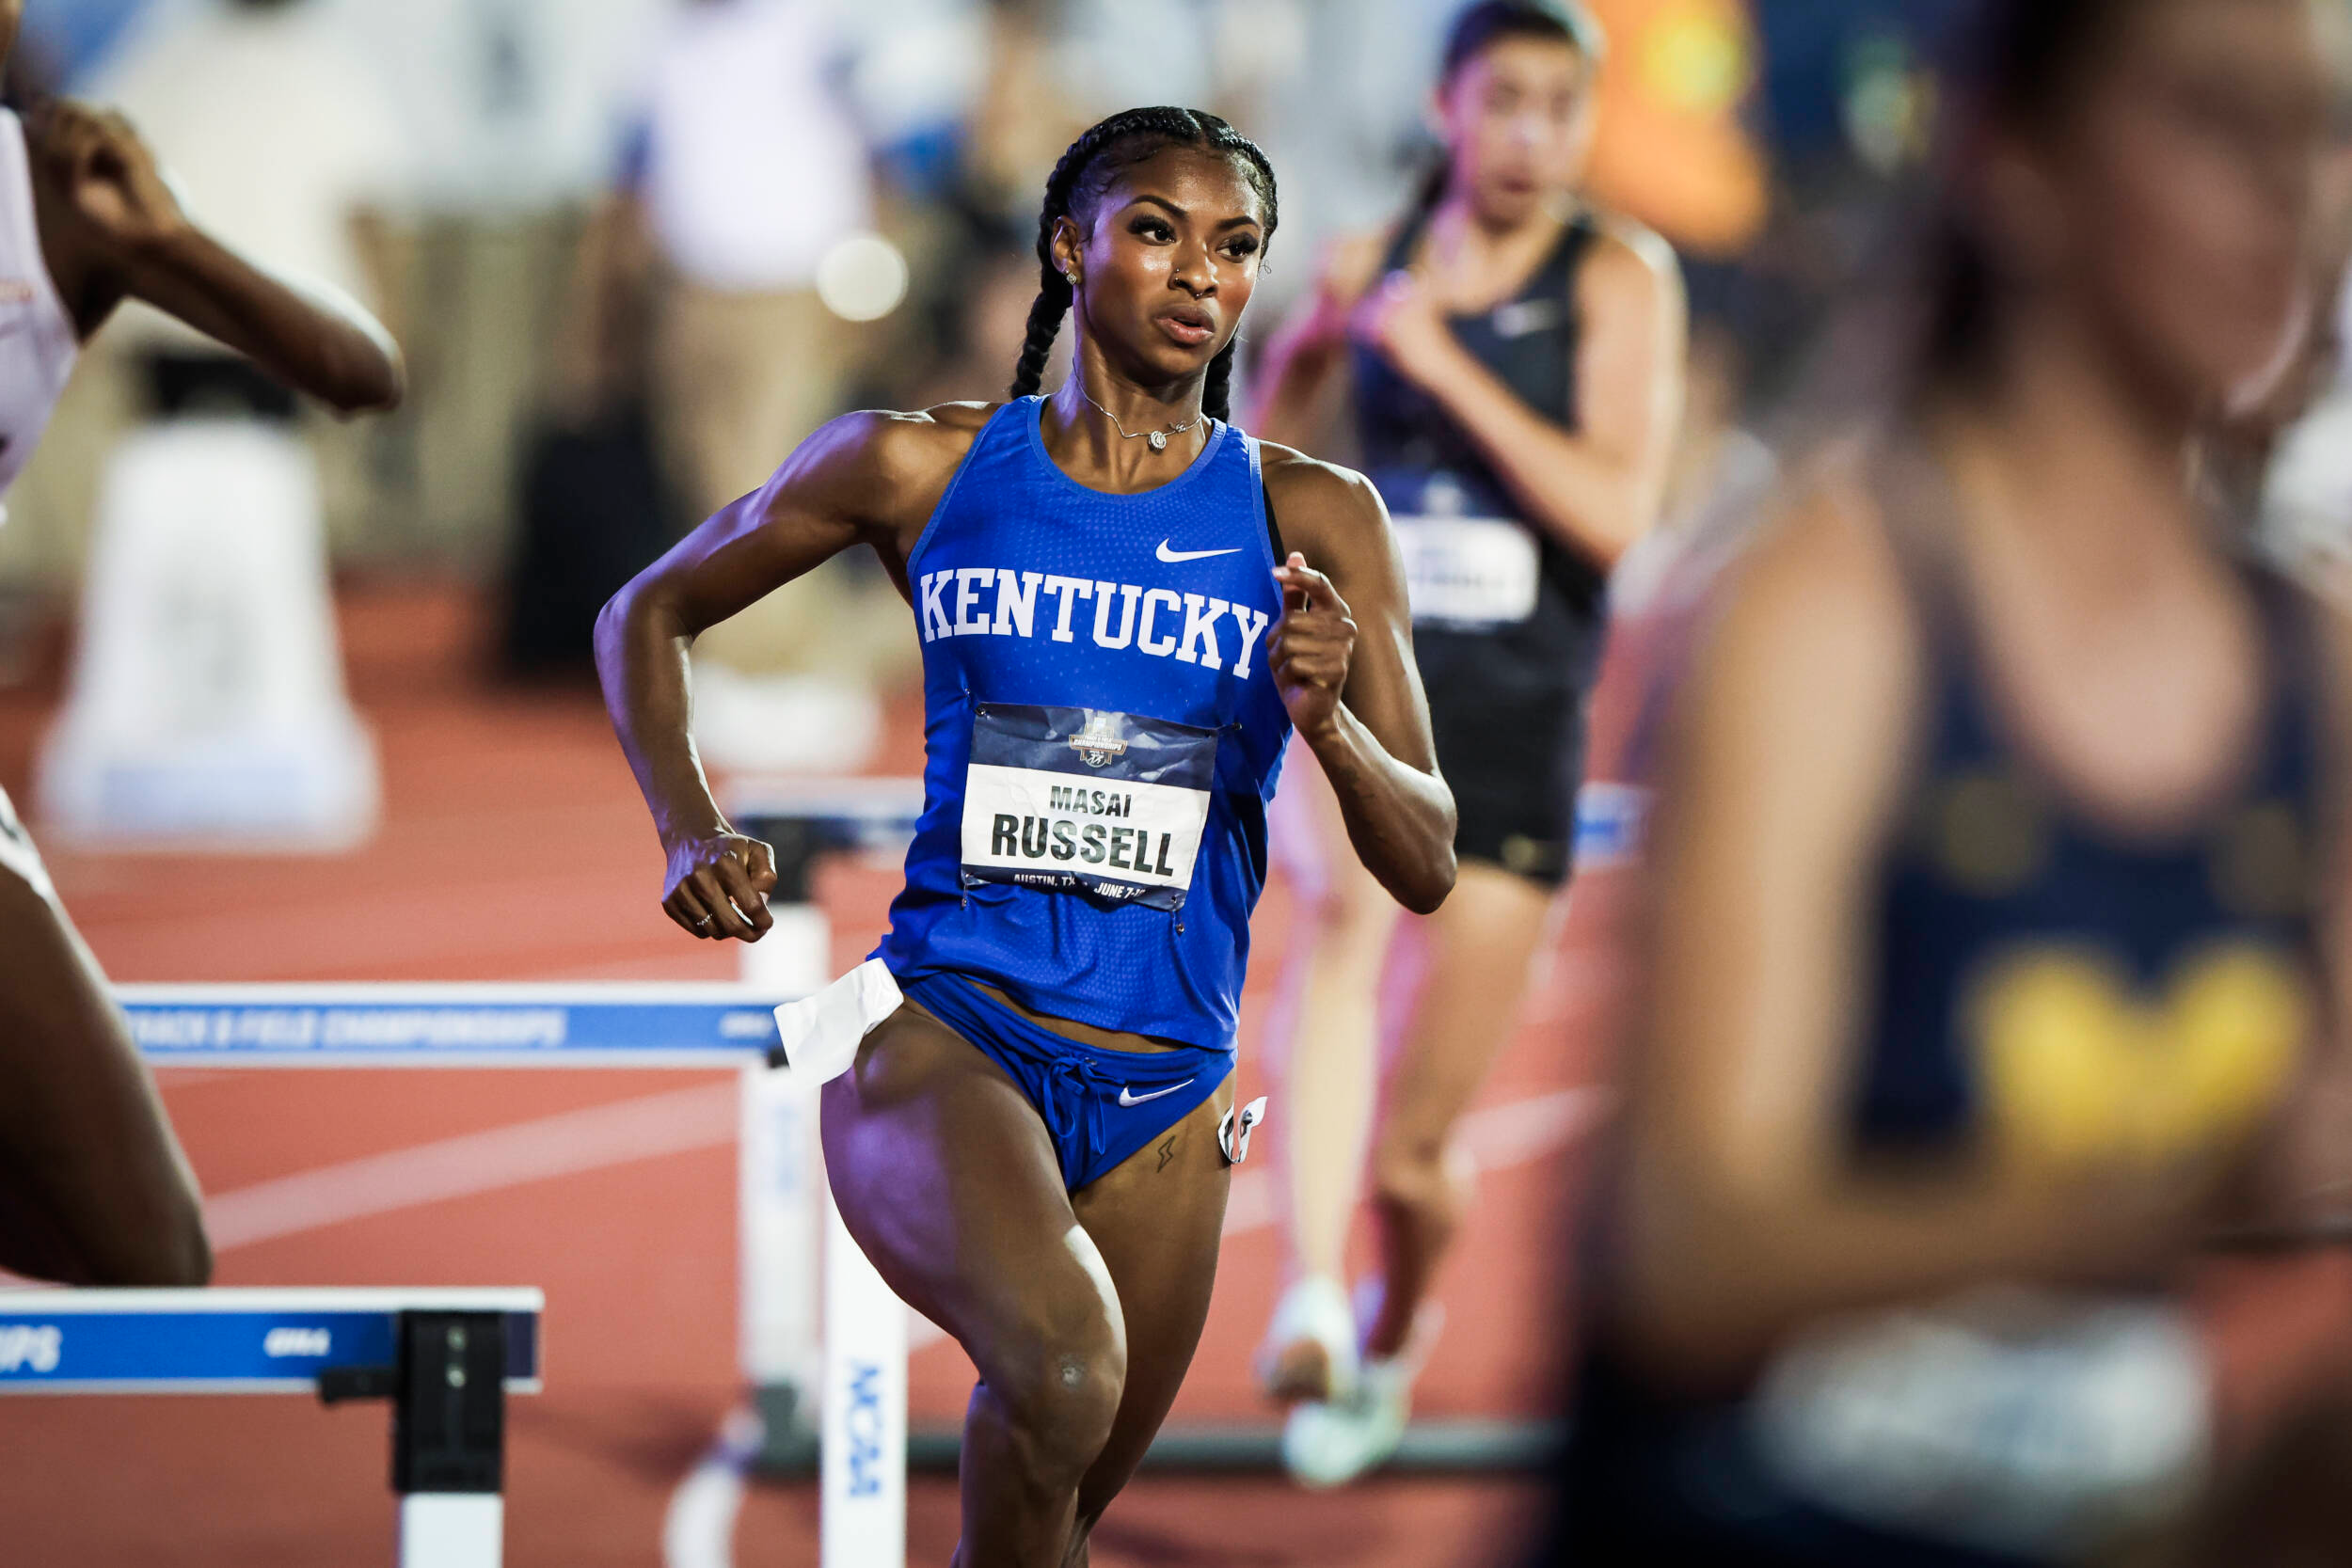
[1009,106,1279,424]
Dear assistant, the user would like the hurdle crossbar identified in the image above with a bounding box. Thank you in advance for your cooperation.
[118,983,789,1069]
[0,1288,543,1568]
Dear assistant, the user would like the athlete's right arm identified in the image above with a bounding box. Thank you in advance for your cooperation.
[30,99,403,412]
[596,406,982,942]
[1248,232,1386,450]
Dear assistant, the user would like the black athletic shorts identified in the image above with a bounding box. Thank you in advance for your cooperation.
[1416,626,1584,890]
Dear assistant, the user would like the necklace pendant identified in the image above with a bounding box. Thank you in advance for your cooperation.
[1148,431,1168,452]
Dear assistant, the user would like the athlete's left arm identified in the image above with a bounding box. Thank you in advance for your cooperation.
[30,99,403,413]
[1359,224,1685,570]
[1263,447,1456,914]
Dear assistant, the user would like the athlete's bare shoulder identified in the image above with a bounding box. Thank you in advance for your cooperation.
[1256,439,1388,567]
[853,400,1001,476]
[1579,210,1684,307]
[797,401,1004,541]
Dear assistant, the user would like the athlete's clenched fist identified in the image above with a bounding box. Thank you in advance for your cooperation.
[662,832,778,942]
[1268,552,1357,739]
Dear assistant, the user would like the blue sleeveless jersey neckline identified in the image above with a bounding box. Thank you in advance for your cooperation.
[876,397,1294,1051]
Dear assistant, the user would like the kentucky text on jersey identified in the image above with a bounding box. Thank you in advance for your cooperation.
[915,567,1273,677]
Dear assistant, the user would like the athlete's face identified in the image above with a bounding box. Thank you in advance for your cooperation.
[1438,36,1596,228]
[1986,0,2333,412]
[1055,148,1267,388]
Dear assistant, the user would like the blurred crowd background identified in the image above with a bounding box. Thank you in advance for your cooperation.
[23,0,2317,758]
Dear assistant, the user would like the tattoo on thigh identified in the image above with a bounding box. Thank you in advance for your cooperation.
[1156,1133,1179,1173]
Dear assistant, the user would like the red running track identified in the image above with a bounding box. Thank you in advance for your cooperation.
[0,587,1604,1567]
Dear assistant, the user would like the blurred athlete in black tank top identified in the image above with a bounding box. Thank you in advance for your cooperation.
[1249,0,1684,1484]
[1563,0,2352,1560]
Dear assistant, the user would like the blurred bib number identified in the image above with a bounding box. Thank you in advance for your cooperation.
[1751,1289,2209,1557]
[1394,514,1541,627]
[961,704,1218,911]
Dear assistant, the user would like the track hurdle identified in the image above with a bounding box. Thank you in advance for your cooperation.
[0,1287,542,1567]
[116,976,914,1560]
[726,777,925,1474]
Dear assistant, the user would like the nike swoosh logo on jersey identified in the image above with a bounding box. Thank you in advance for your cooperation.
[1156,541,1243,563]
[1119,1079,1196,1107]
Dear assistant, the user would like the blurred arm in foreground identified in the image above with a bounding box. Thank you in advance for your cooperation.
[24,93,401,412]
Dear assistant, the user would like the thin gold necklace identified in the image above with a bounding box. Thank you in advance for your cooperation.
[1072,380,1202,453]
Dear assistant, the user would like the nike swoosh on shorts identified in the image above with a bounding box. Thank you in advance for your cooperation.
[1156,541,1243,563]
[1119,1079,1196,1107]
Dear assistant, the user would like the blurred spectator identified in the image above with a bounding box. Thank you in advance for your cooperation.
[332,0,665,215]
[625,0,872,520]
[91,0,408,345]
[594,0,906,768]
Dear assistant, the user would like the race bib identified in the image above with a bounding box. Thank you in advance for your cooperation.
[1750,1288,2209,1558]
[1393,514,1541,627]
[961,704,1219,911]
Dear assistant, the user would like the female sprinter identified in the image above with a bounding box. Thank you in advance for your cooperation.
[599,108,1454,1565]
[1248,0,1683,1482]
[1565,0,2351,1560]
[0,0,402,1288]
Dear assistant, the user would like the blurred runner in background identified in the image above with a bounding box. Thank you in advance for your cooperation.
[1249,0,1684,1487]
[1559,0,2352,1561]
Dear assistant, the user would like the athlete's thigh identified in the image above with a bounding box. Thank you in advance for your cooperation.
[1067,1077,1235,1514]
[1385,862,1559,1137]
[0,863,199,1281]
[820,1004,1122,1371]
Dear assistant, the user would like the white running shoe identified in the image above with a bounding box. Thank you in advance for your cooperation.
[1257,1275,1359,1405]
[1279,1286,1444,1490]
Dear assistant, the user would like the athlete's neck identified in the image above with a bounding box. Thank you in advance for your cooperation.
[1422,194,1571,312]
[1042,359,1209,490]
[1946,304,2207,569]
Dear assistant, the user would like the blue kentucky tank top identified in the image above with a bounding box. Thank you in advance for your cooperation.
[876,397,1295,1050]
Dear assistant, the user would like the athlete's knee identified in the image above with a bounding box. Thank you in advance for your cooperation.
[985,1313,1126,1485]
[1371,1130,1462,1217]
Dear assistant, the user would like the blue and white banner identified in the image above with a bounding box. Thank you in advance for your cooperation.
[119,984,788,1068]
[0,1288,542,1394]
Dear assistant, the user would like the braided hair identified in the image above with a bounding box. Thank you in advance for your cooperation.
[1009,106,1279,424]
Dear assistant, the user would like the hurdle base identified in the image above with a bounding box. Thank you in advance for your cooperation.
[749,1380,823,1475]
[400,1494,503,1568]
[898,1418,1567,1475]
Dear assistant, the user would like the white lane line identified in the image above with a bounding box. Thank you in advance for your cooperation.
[663,1405,764,1568]
[202,1081,739,1253]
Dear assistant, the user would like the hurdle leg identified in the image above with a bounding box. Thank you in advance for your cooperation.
[740,900,832,1469]
[822,1182,907,1568]
[391,1310,509,1568]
